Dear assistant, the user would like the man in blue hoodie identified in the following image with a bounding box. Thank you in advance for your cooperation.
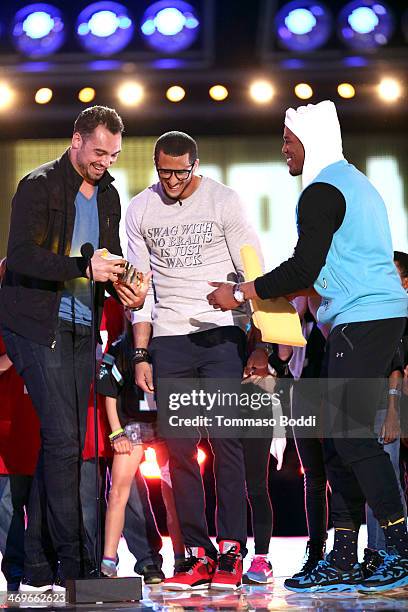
[207,101,408,593]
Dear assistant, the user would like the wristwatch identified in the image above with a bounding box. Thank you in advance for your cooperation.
[255,342,274,357]
[233,283,246,304]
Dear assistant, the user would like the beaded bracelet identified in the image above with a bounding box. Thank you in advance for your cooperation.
[109,427,124,440]
[110,431,127,445]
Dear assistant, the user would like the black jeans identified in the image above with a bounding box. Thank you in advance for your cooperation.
[2,319,92,581]
[151,326,247,558]
[322,318,406,529]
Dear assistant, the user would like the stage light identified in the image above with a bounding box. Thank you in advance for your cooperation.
[197,448,206,465]
[249,80,274,104]
[117,81,144,106]
[35,87,52,104]
[141,1,200,53]
[275,0,332,52]
[337,82,356,98]
[140,447,161,479]
[338,1,395,50]
[78,87,96,103]
[0,84,14,111]
[166,85,185,102]
[294,83,313,99]
[377,78,402,103]
[12,4,65,57]
[209,85,229,101]
[76,2,134,55]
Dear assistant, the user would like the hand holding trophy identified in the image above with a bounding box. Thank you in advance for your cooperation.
[100,249,152,311]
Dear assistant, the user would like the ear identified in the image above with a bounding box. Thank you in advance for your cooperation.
[71,132,82,150]
[194,158,200,172]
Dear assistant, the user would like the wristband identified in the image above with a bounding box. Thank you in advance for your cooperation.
[130,304,143,312]
[389,388,402,397]
[132,348,151,364]
[109,427,124,440]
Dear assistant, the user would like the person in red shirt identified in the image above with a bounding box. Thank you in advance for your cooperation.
[0,258,40,591]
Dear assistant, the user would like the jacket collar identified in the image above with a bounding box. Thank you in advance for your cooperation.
[59,149,115,193]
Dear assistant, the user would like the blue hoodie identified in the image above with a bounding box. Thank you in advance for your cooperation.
[285,101,407,327]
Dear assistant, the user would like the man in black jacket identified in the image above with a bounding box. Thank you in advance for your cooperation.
[0,106,148,590]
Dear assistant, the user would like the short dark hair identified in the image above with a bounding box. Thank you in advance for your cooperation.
[394,251,408,277]
[73,105,124,138]
[154,131,198,164]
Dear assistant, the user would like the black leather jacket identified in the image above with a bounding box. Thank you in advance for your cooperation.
[0,150,122,346]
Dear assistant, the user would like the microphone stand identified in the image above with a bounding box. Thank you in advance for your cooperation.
[88,258,102,578]
[67,247,142,603]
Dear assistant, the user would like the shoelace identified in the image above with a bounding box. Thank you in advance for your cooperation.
[300,542,325,574]
[217,546,239,573]
[176,555,201,573]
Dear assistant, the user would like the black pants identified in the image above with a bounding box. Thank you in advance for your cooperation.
[242,437,273,554]
[2,320,92,581]
[151,326,247,558]
[292,382,328,541]
[322,318,406,529]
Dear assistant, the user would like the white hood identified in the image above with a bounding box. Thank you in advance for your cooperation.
[284,100,345,189]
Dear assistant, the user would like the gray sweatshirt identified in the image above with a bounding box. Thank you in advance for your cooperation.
[126,176,262,337]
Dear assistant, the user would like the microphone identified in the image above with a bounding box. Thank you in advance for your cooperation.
[178,200,182,206]
[81,242,95,260]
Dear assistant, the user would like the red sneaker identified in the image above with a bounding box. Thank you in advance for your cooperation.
[211,540,243,590]
[163,547,216,591]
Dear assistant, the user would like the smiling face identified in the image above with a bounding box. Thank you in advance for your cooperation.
[156,150,199,200]
[282,126,305,176]
[70,124,122,184]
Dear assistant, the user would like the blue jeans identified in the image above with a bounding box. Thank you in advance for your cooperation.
[80,459,162,573]
[366,408,407,551]
[2,320,93,581]
[0,475,32,588]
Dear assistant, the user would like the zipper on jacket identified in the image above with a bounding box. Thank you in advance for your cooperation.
[51,338,57,350]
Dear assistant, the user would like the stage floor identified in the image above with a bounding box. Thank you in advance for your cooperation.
[2,528,408,610]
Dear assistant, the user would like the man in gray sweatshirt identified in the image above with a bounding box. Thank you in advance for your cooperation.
[126,131,265,591]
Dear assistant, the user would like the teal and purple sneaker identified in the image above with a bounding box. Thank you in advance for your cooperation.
[284,552,363,593]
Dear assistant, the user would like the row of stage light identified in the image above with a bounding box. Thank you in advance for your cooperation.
[3,1,408,58]
[0,77,403,110]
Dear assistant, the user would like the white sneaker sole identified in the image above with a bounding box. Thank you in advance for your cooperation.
[19,583,52,593]
[163,582,210,591]
[210,582,242,590]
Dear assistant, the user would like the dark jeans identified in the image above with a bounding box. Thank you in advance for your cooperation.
[242,437,273,555]
[2,320,93,581]
[0,475,32,588]
[322,318,406,528]
[151,326,247,558]
[292,382,327,541]
[81,459,163,574]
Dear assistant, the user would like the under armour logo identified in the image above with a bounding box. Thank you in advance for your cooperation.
[336,352,344,358]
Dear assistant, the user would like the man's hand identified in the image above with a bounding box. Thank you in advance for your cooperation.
[244,348,269,378]
[380,407,400,444]
[115,271,152,310]
[86,249,125,282]
[135,361,154,393]
[207,282,239,311]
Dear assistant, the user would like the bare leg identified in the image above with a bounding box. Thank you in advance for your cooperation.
[104,445,144,559]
